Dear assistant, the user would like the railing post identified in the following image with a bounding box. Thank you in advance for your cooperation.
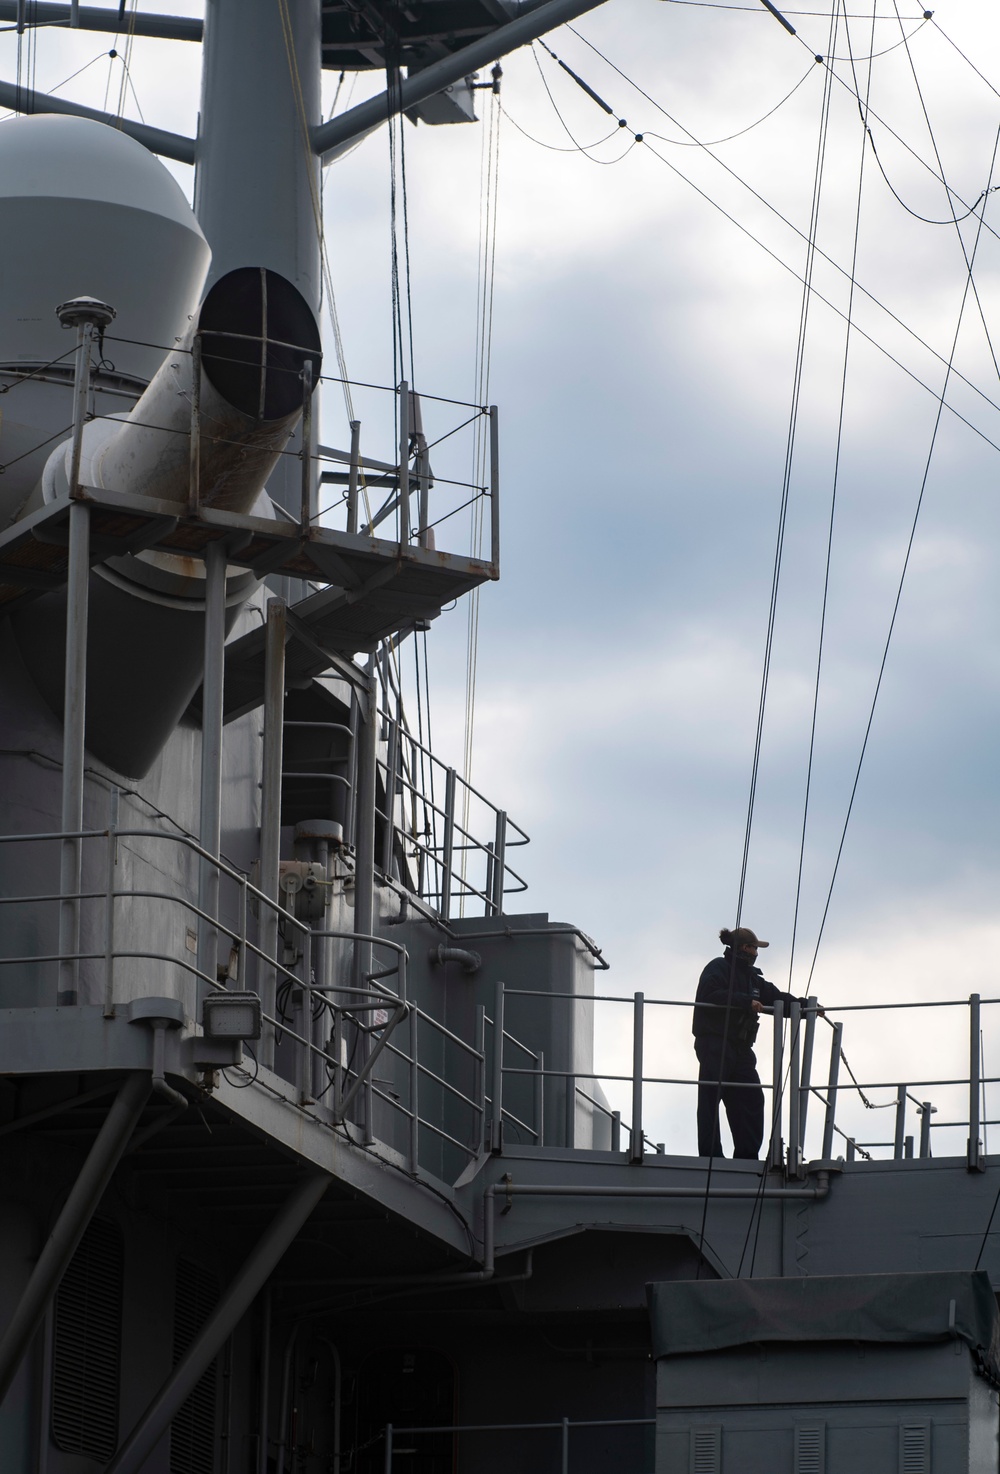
[57,498,91,1007]
[489,405,500,573]
[491,809,507,915]
[611,1110,621,1153]
[440,767,456,921]
[197,540,228,999]
[188,330,201,515]
[893,1085,907,1160]
[381,718,399,878]
[629,992,644,1163]
[787,1000,802,1177]
[259,597,286,1070]
[408,1007,419,1174]
[969,993,983,1171]
[102,787,119,1018]
[475,1003,486,1154]
[346,418,361,535]
[770,1000,784,1170]
[821,1020,842,1160]
[565,1072,576,1150]
[384,1423,393,1474]
[299,358,314,534]
[397,380,410,549]
[919,1103,934,1158]
[798,996,817,1148]
[534,1050,545,1147]
[55,300,107,1007]
[561,1416,569,1474]
[490,981,504,1153]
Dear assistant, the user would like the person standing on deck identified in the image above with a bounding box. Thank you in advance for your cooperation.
[692,927,814,1160]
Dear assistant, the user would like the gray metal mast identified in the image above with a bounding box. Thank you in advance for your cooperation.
[195,0,322,309]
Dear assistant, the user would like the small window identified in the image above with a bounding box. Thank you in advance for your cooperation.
[900,1422,930,1474]
[51,1217,123,1460]
[691,1424,721,1474]
[169,1259,220,1474]
[795,1423,825,1474]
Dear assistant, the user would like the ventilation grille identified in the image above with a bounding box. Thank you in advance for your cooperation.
[691,1425,721,1474]
[51,1217,123,1459]
[900,1422,930,1474]
[169,1259,220,1474]
[795,1424,825,1474]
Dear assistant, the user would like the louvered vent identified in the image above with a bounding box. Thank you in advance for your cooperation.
[795,1424,825,1474]
[51,1216,123,1459]
[900,1422,930,1474]
[691,1425,721,1474]
[169,1259,220,1474]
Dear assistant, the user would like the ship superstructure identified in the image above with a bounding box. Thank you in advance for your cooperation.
[0,3,998,1473]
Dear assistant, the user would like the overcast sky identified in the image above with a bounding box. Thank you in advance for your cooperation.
[4,0,1000,1155]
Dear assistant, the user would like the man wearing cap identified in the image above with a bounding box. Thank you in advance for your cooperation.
[693,927,811,1160]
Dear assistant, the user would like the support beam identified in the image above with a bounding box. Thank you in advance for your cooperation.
[0,1072,150,1408]
[258,597,287,1070]
[0,80,195,162]
[0,2,202,40]
[105,1172,330,1474]
[197,541,227,995]
[312,0,613,161]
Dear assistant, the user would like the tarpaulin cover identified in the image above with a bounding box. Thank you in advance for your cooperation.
[648,1272,1000,1374]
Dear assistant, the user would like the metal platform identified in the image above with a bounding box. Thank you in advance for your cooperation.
[0,487,495,660]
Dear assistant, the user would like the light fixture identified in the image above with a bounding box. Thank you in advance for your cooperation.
[202,990,262,1041]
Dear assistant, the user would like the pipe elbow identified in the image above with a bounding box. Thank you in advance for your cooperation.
[429,944,482,974]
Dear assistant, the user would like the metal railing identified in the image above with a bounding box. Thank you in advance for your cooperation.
[375,713,529,920]
[382,1415,655,1473]
[0,823,536,1183]
[488,984,995,1170]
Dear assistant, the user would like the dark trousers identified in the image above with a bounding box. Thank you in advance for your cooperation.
[695,1034,765,1160]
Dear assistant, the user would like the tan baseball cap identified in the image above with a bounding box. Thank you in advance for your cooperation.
[730,927,768,949]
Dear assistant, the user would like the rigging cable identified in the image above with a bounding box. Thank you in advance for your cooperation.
[459,82,501,911]
[697,0,841,1274]
[276,0,374,530]
[786,0,875,999]
[563,24,1000,447]
[804,119,1000,994]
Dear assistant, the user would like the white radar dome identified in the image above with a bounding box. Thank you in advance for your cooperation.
[0,113,210,383]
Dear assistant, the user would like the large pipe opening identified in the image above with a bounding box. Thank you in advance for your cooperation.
[199,266,321,422]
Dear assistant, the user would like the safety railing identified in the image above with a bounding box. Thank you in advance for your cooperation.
[488,983,996,1169]
[0,823,541,1184]
[381,1415,655,1472]
[375,711,529,920]
[3,821,993,1171]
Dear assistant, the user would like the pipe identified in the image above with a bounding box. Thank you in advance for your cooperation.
[428,945,481,973]
[13,268,321,780]
[106,1172,330,1474]
[256,1289,272,1474]
[312,0,614,160]
[0,3,203,42]
[150,1022,188,1111]
[274,1326,299,1474]
[91,268,321,514]
[485,1171,833,1204]
[0,79,195,162]
[0,1071,150,1407]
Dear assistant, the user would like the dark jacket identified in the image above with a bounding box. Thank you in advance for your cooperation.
[692,950,803,1045]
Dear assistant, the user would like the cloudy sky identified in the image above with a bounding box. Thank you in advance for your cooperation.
[4,0,1000,1156]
